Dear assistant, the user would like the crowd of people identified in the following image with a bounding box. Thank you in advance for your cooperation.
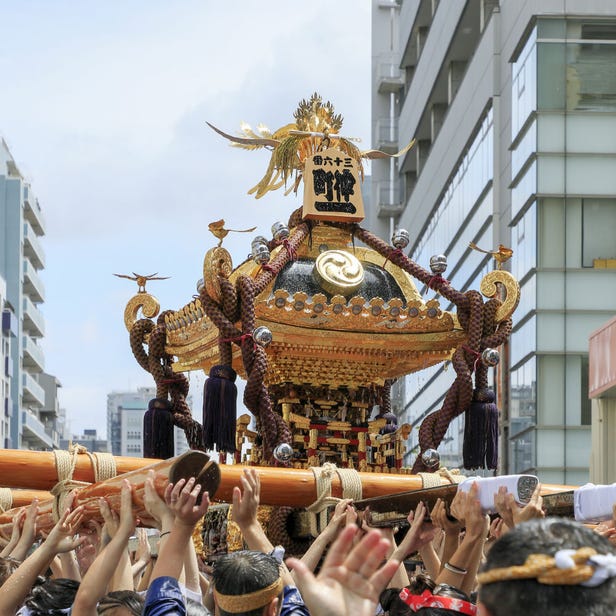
[1,468,616,616]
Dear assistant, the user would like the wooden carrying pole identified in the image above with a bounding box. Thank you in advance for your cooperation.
[0,449,574,520]
[0,449,444,507]
[3,489,52,509]
[0,450,215,540]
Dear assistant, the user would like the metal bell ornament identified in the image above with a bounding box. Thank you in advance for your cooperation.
[251,242,271,265]
[392,228,410,250]
[252,325,273,347]
[251,236,269,250]
[273,442,294,462]
[421,448,441,469]
[271,221,290,242]
[482,348,500,367]
[429,254,448,274]
[196,278,205,293]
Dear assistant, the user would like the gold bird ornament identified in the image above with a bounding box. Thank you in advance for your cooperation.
[207,92,415,199]
[468,243,514,269]
[208,219,257,246]
[113,272,170,293]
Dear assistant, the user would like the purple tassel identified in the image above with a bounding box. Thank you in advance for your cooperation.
[202,365,237,453]
[463,389,499,470]
[143,398,175,459]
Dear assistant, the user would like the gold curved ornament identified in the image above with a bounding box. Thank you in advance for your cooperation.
[203,246,233,304]
[124,293,160,332]
[480,270,520,322]
[313,250,365,296]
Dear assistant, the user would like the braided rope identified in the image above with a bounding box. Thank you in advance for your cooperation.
[418,467,466,488]
[337,467,363,500]
[90,452,117,482]
[319,222,512,472]
[52,446,90,521]
[131,309,203,450]
[477,548,598,586]
[306,463,339,536]
[418,472,443,488]
[305,464,362,537]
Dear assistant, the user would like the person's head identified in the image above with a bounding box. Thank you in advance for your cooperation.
[478,517,616,616]
[212,550,283,616]
[0,556,20,588]
[186,597,210,616]
[24,578,79,615]
[97,590,144,616]
[380,580,476,616]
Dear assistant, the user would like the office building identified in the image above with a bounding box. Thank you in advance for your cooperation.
[371,0,616,484]
[107,386,190,457]
[60,428,109,453]
[0,138,59,449]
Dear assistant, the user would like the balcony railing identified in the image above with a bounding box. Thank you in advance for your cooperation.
[376,117,399,153]
[23,258,45,303]
[22,372,45,407]
[21,410,55,449]
[23,185,46,235]
[376,180,406,218]
[377,53,405,94]
[23,221,46,269]
[23,334,45,372]
[2,310,18,336]
[23,296,45,337]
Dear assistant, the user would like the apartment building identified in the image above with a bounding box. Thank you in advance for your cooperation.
[0,138,60,449]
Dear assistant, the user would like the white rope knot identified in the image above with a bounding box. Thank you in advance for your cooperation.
[51,443,117,521]
[555,549,616,588]
[0,487,12,513]
[419,467,465,489]
[306,463,362,537]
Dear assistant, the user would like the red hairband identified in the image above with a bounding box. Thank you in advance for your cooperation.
[399,588,477,615]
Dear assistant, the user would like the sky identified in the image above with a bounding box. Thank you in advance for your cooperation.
[0,1,372,438]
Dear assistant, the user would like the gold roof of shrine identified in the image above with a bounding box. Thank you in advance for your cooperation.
[154,225,467,388]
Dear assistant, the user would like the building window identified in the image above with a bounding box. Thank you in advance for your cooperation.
[582,199,616,267]
[510,316,536,369]
[512,28,537,139]
[510,428,535,474]
[511,201,537,282]
[411,108,493,271]
[509,356,536,473]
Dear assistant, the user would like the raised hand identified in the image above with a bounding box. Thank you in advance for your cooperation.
[98,497,120,542]
[288,525,399,616]
[395,502,437,560]
[463,482,489,539]
[134,527,152,566]
[0,509,25,557]
[165,477,210,528]
[144,470,173,530]
[117,479,137,540]
[511,483,544,526]
[10,500,39,560]
[431,497,462,535]
[45,506,87,554]
[231,468,260,530]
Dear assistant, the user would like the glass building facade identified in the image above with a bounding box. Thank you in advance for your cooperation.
[372,2,616,483]
[508,19,616,484]
[404,109,495,468]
